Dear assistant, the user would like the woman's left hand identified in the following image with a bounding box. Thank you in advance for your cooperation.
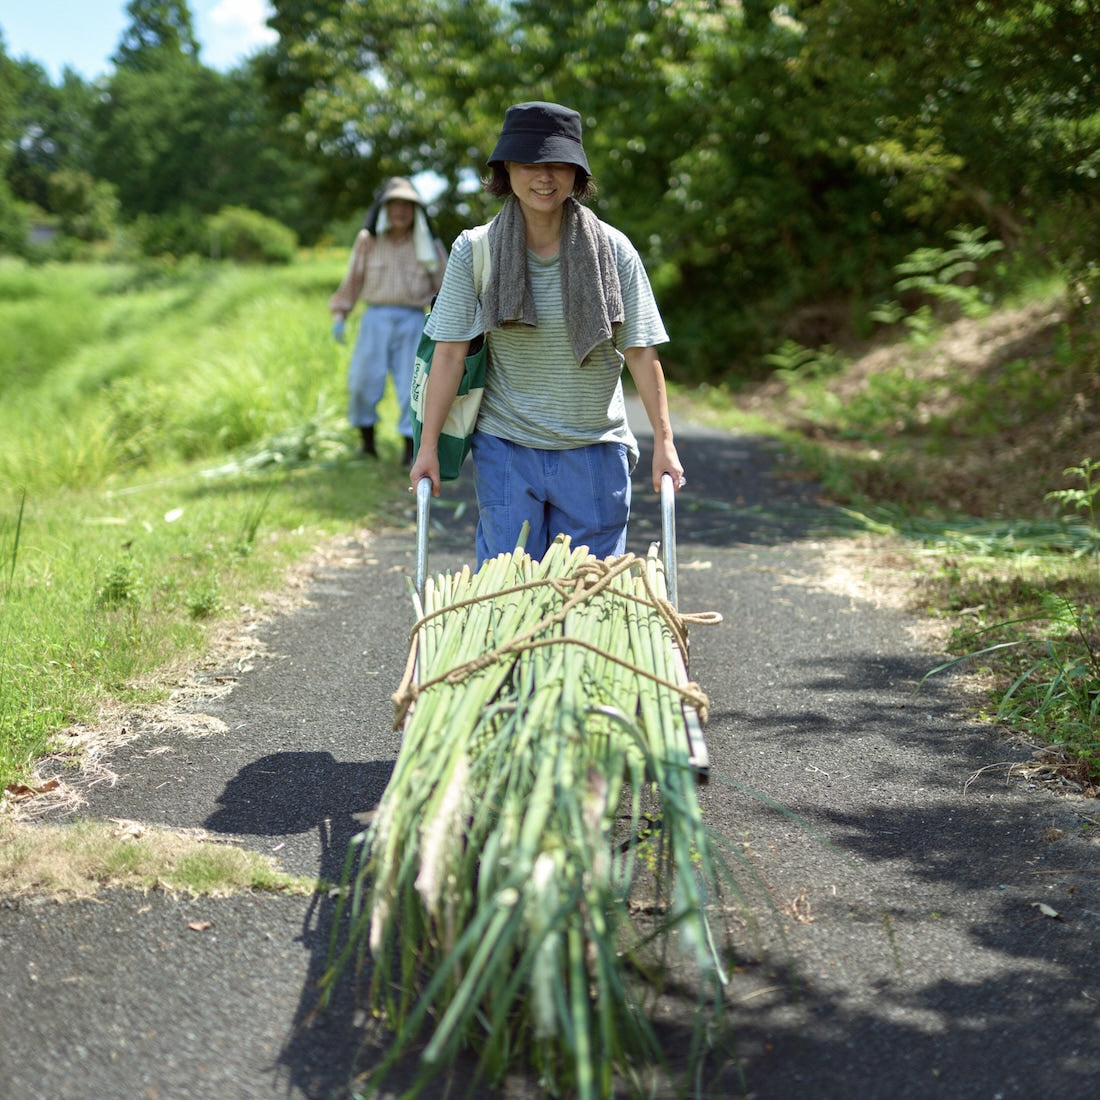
[651,439,684,493]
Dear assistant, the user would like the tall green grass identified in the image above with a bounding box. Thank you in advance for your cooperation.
[0,256,410,792]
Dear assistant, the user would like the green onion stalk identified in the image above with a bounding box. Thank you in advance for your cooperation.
[324,535,725,1098]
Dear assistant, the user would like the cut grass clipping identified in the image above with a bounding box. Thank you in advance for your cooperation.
[324,535,727,1098]
[0,816,315,900]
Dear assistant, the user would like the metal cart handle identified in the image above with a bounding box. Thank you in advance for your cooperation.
[660,472,679,610]
[416,473,678,609]
[415,476,432,606]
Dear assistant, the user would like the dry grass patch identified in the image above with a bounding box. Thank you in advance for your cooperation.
[0,815,316,901]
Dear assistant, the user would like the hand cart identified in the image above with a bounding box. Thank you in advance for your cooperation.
[412,473,709,772]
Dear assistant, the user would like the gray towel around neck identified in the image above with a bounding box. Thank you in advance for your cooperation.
[481,196,625,365]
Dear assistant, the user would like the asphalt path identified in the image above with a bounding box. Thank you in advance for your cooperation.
[2,404,1098,1099]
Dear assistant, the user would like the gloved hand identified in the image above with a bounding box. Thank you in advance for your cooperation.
[332,318,346,344]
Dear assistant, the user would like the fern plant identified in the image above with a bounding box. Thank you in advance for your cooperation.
[1045,458,1100,559]
[764,339,847,386]
[892,225,1004,317]
[871,225,1005,339]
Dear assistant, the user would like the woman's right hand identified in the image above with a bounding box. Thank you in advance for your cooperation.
[409,448,441,497]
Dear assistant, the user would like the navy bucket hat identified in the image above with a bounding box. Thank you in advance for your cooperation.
[487,101,590,175]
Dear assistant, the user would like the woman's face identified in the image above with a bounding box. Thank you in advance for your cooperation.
[505,161,575,216]
[386,199,416,230]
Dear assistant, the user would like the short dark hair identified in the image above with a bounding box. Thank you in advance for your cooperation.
[483,163,595,202]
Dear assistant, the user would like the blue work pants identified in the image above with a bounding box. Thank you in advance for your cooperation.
[347,304,424,439]
[470,432,631,566]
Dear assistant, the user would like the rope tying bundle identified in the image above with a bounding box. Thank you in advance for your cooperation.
[392,550,721,731]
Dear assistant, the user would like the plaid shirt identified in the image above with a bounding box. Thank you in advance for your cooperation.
[329,230,446,316]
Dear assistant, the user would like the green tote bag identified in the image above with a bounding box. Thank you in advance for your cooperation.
[410,224,491,480]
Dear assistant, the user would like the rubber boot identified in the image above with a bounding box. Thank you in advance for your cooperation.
[403,437,415,467]
[359,425,377,457]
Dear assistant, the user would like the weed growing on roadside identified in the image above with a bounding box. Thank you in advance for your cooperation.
[0,816,316,900]
[920,459,1100,778]
[235,481,276,556]
[96,559,139,608]
[3,491,24,591]
[187,582,222,620]
[995,595,1099,770]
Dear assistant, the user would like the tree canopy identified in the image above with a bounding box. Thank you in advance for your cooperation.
[2,0,1096,374]
[112,0,201,72]
[261,0,1096,364]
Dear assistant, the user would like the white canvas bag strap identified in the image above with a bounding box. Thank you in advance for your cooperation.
[469,223,491,298]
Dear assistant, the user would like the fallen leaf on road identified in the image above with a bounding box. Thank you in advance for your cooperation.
[187,920,213,932]
[4,778,61,800]
[1031,902,1063,920]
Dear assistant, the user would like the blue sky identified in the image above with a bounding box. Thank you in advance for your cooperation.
[1,1,277,80]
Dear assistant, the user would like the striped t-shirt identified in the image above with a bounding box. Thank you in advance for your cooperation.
[424,221,668,469]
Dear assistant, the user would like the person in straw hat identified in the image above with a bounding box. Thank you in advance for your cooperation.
[410,101,684,563]
[329,176,447,464]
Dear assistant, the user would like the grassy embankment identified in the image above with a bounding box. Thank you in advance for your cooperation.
[679,260,1099,787]
[0,255,413,891]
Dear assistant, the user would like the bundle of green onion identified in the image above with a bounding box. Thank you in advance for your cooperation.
[327,535,726,1098]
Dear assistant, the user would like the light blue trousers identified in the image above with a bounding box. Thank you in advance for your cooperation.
[471,431,631,566]
[347,304,424,439]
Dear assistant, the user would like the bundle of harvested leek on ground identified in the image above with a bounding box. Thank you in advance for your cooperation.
[326,535,726,1098]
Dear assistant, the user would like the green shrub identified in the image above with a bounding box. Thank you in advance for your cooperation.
[206,206,297,265]
[128,209,209,259]
[0,186,31,257]
[47,170,120,243]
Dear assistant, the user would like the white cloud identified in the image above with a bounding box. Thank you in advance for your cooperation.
[200,0,278,69]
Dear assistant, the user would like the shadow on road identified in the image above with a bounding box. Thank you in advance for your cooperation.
[420,427,850,571]
[204,752,394,1099]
